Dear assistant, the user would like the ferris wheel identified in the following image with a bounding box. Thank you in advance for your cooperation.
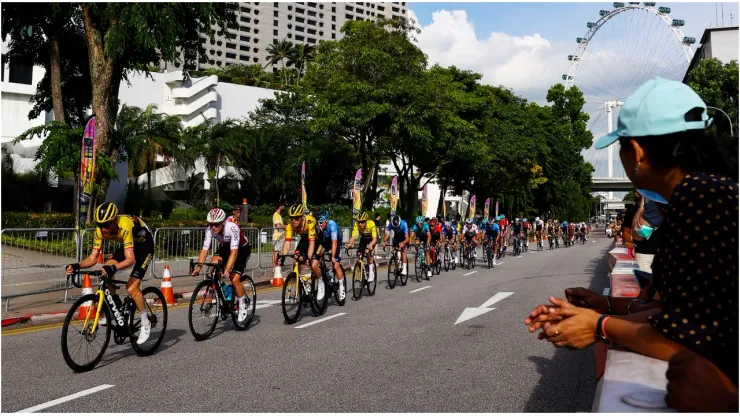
[562,2,695,181]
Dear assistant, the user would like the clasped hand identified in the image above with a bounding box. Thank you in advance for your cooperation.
[524,296,601,349]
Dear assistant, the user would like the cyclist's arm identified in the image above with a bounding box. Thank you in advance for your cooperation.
[282,224,293,255]
[78,229,104,269]
[307,223,317,260]
[111,221,136,272]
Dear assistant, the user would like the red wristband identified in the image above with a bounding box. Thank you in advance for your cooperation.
[602,316,611,341]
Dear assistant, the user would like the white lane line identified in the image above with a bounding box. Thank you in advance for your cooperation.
[295,312,346,329]
[602,288,611,296]
[17,384,115,413]
[463,271,477,276]
[409,286,431,294]
[255,300,281,310]
[494,262,505,266]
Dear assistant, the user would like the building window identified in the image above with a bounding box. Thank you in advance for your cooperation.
[274,2,278,7]
[345,14,352,20]
[254,38,259,43]
[209,59,215,65]
[7,56,33,85]
[273,29,278,36]
[240,16,250,23]
[308,19,316,26]
[240,55,250,61]
[253,57,258,63]
[307,10,316,17]
[356,17,364,21]
[254,29,259,34]
[240,25,250,32]
[274,20,278,26]
[307,2,317,7]
[288,5,292,10]
[254,19,259,24]
[378,5,385,11]
[240,6,250,13]
[357,1,363,5]
[216,61,222,66]
[217,40,223,46]
[296,26,304,32]
[288,33,292,38]
[307,28,316,35]
[332,33,336,39]
[392,7,399,12]
[226,52,236,59]
[370,3,375,8]
[319,31,323,36]
[296,35,305,41]
[332,6,336,13]
[288,14,292,20]
[254,48,259,53]
[216,50,222,56]
[274,10,278,17]
[320,4,324,9]
[209,49,215,55]
[288,24,292,29]
[356,7,364,14]
[346,5,353,12]
[226,42,236,49]
[296,7,305,14]
[307,37,316,44]
[332,15,336,21]
[254,9,259,15]
[332,24,336,30]
[240,45,250,51]
[240,36,250,42]
[296,16,305,23]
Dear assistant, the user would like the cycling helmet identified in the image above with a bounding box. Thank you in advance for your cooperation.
[392,216,401,227]
[358,212,369,221]
[288,203,305,217]
[489,217,495,222]
[465,218,473,224]
[482,218,488,224]
[416,216,425,224]
[207,208,226,223]
[444,221,451,227]
[317,210,330,222]
[535,217,540,222]
[95,202,118,225]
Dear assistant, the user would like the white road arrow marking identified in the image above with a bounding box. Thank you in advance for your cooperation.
[455,292,514,325]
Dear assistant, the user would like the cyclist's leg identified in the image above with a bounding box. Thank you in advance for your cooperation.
[125,242,153,313]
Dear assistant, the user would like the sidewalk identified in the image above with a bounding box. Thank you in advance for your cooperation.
[1,256,394,328]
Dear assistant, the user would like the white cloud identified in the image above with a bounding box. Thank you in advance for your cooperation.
[409,8,572,103]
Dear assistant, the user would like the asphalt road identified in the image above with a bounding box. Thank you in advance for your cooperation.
[1,235,613,412]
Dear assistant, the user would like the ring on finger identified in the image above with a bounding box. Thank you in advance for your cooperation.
[555,327,560,336]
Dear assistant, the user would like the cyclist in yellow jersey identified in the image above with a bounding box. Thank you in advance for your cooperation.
[345,212,378,282]
[66,202,154,344]
[281,204,324,300]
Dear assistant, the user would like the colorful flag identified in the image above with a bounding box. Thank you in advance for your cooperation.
[79,115,96,228]
[495,200,499,218]
[301,161,307,211]
[484,198,490,220]
[443,196,446,219]
[390,176,398,216]
[421,185,427,217]
[352,169,362,220]
[468,195,476,219]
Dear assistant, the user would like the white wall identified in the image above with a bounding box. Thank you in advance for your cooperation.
[214,82,278,120]
[709,29,739,62]
[118,71,166,109]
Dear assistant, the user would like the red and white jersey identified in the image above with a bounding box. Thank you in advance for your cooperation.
[203,221,248,250]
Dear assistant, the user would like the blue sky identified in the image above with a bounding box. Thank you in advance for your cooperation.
[409,2,730,42]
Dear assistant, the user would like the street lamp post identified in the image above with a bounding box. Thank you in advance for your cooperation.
[707,106,734,137]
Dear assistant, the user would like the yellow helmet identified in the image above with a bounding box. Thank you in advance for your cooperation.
[94,202,118,225]
[288,203,305,217]
[357,212,369,221]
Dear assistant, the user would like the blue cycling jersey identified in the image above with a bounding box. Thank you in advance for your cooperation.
[412,223,430,234]
[387,220,409,236]
[318,220,341,245]
[442,225,457,236]
[485,222,500,234]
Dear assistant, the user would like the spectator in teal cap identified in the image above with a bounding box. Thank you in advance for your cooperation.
[525,78,738,408]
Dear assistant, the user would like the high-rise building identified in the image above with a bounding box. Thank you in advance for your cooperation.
[165,2,409,71]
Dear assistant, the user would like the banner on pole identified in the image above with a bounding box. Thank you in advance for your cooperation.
[301,161,307,211]
[352,169,362,223]
[390,176,399,216]
[79,115,97,228]
[421,185,428,218]
[484,198,490,220]
[468,195,476,219]
[495,200,499,218]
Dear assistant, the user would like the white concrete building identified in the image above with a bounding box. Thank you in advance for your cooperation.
[164,1,409,71]
[683,26,739,82]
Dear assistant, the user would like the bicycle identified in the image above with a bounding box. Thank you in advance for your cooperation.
[346,247,376,300]
[414,243,429,282]
[537,233,544,251]
[430,242,442,275]
[279,254,328,325]
[187,260,257,341]
[442,241,456,271]
[513,234,522,257]
[61,270,168,372]
[484,240,494,269]
[385,244,409,289]
[462,240,476,270]
[523,232,529,252]
[319,251,348,306]
[548,233,555,250]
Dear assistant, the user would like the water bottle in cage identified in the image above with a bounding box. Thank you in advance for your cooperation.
[327,268,335,283]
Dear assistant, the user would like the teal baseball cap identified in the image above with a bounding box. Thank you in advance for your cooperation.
[594,77,712,149]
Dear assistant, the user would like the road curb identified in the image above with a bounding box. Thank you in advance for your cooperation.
[2,259,394,329]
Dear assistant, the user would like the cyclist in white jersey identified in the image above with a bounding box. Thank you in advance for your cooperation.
[192,208,251,322]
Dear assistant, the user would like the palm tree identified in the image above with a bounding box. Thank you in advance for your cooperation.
[114,104,182,210]
[287,43,316,82]
[265,38,295,86]
[181,119,239,206]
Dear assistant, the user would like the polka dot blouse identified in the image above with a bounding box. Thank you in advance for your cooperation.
[649,172,738,384]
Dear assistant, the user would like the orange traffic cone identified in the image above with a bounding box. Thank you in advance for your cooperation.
[272,265,284,287]
[77,274,96,319]
[161,264,176,305]
[98,252,104,264]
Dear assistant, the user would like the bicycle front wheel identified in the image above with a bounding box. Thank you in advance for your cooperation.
[232,275,257,331]
[353,261,364,300]
[444,247,450,272]
[130,287,168,356]
[188,280,220,341]
[310,275,329,316]
[400,256,409,286]
[387,256,398,289]
[61,294,111,372]
[367,263,377,296]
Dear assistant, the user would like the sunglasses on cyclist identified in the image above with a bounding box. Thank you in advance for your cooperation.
[209,222,224,228]
[290,216,303,221]
[358,220,367,225]
[99,221,117,232]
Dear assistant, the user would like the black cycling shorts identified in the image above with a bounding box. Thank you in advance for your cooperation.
[358,237,374,253]
[392,233,407,247]
[111,240,154,280]
[216,243,251,275]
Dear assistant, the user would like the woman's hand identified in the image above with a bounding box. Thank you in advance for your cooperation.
[565,287,609,313]
[525,304,563,332]
[540,296,601,349]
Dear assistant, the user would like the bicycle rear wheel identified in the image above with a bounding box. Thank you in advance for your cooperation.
[130,287,168,356]
[488,246,493,269]
[414,251,423,282]
[367,263,377,296]
[61,294,111,372]
[444,247,450,272]
[400,256,409,286]
[188,280,220,341]
[310,274,329,316]
[353,262,364,300]
[232,275,257,331]
[282,273,301,324]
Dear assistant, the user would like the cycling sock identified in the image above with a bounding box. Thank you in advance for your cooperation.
[140,310,150,325]
[238,295,246,307]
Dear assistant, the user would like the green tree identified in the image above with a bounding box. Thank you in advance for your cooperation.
[687,58,738,138]
[266,38,295,86]
[287,43,316,82]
